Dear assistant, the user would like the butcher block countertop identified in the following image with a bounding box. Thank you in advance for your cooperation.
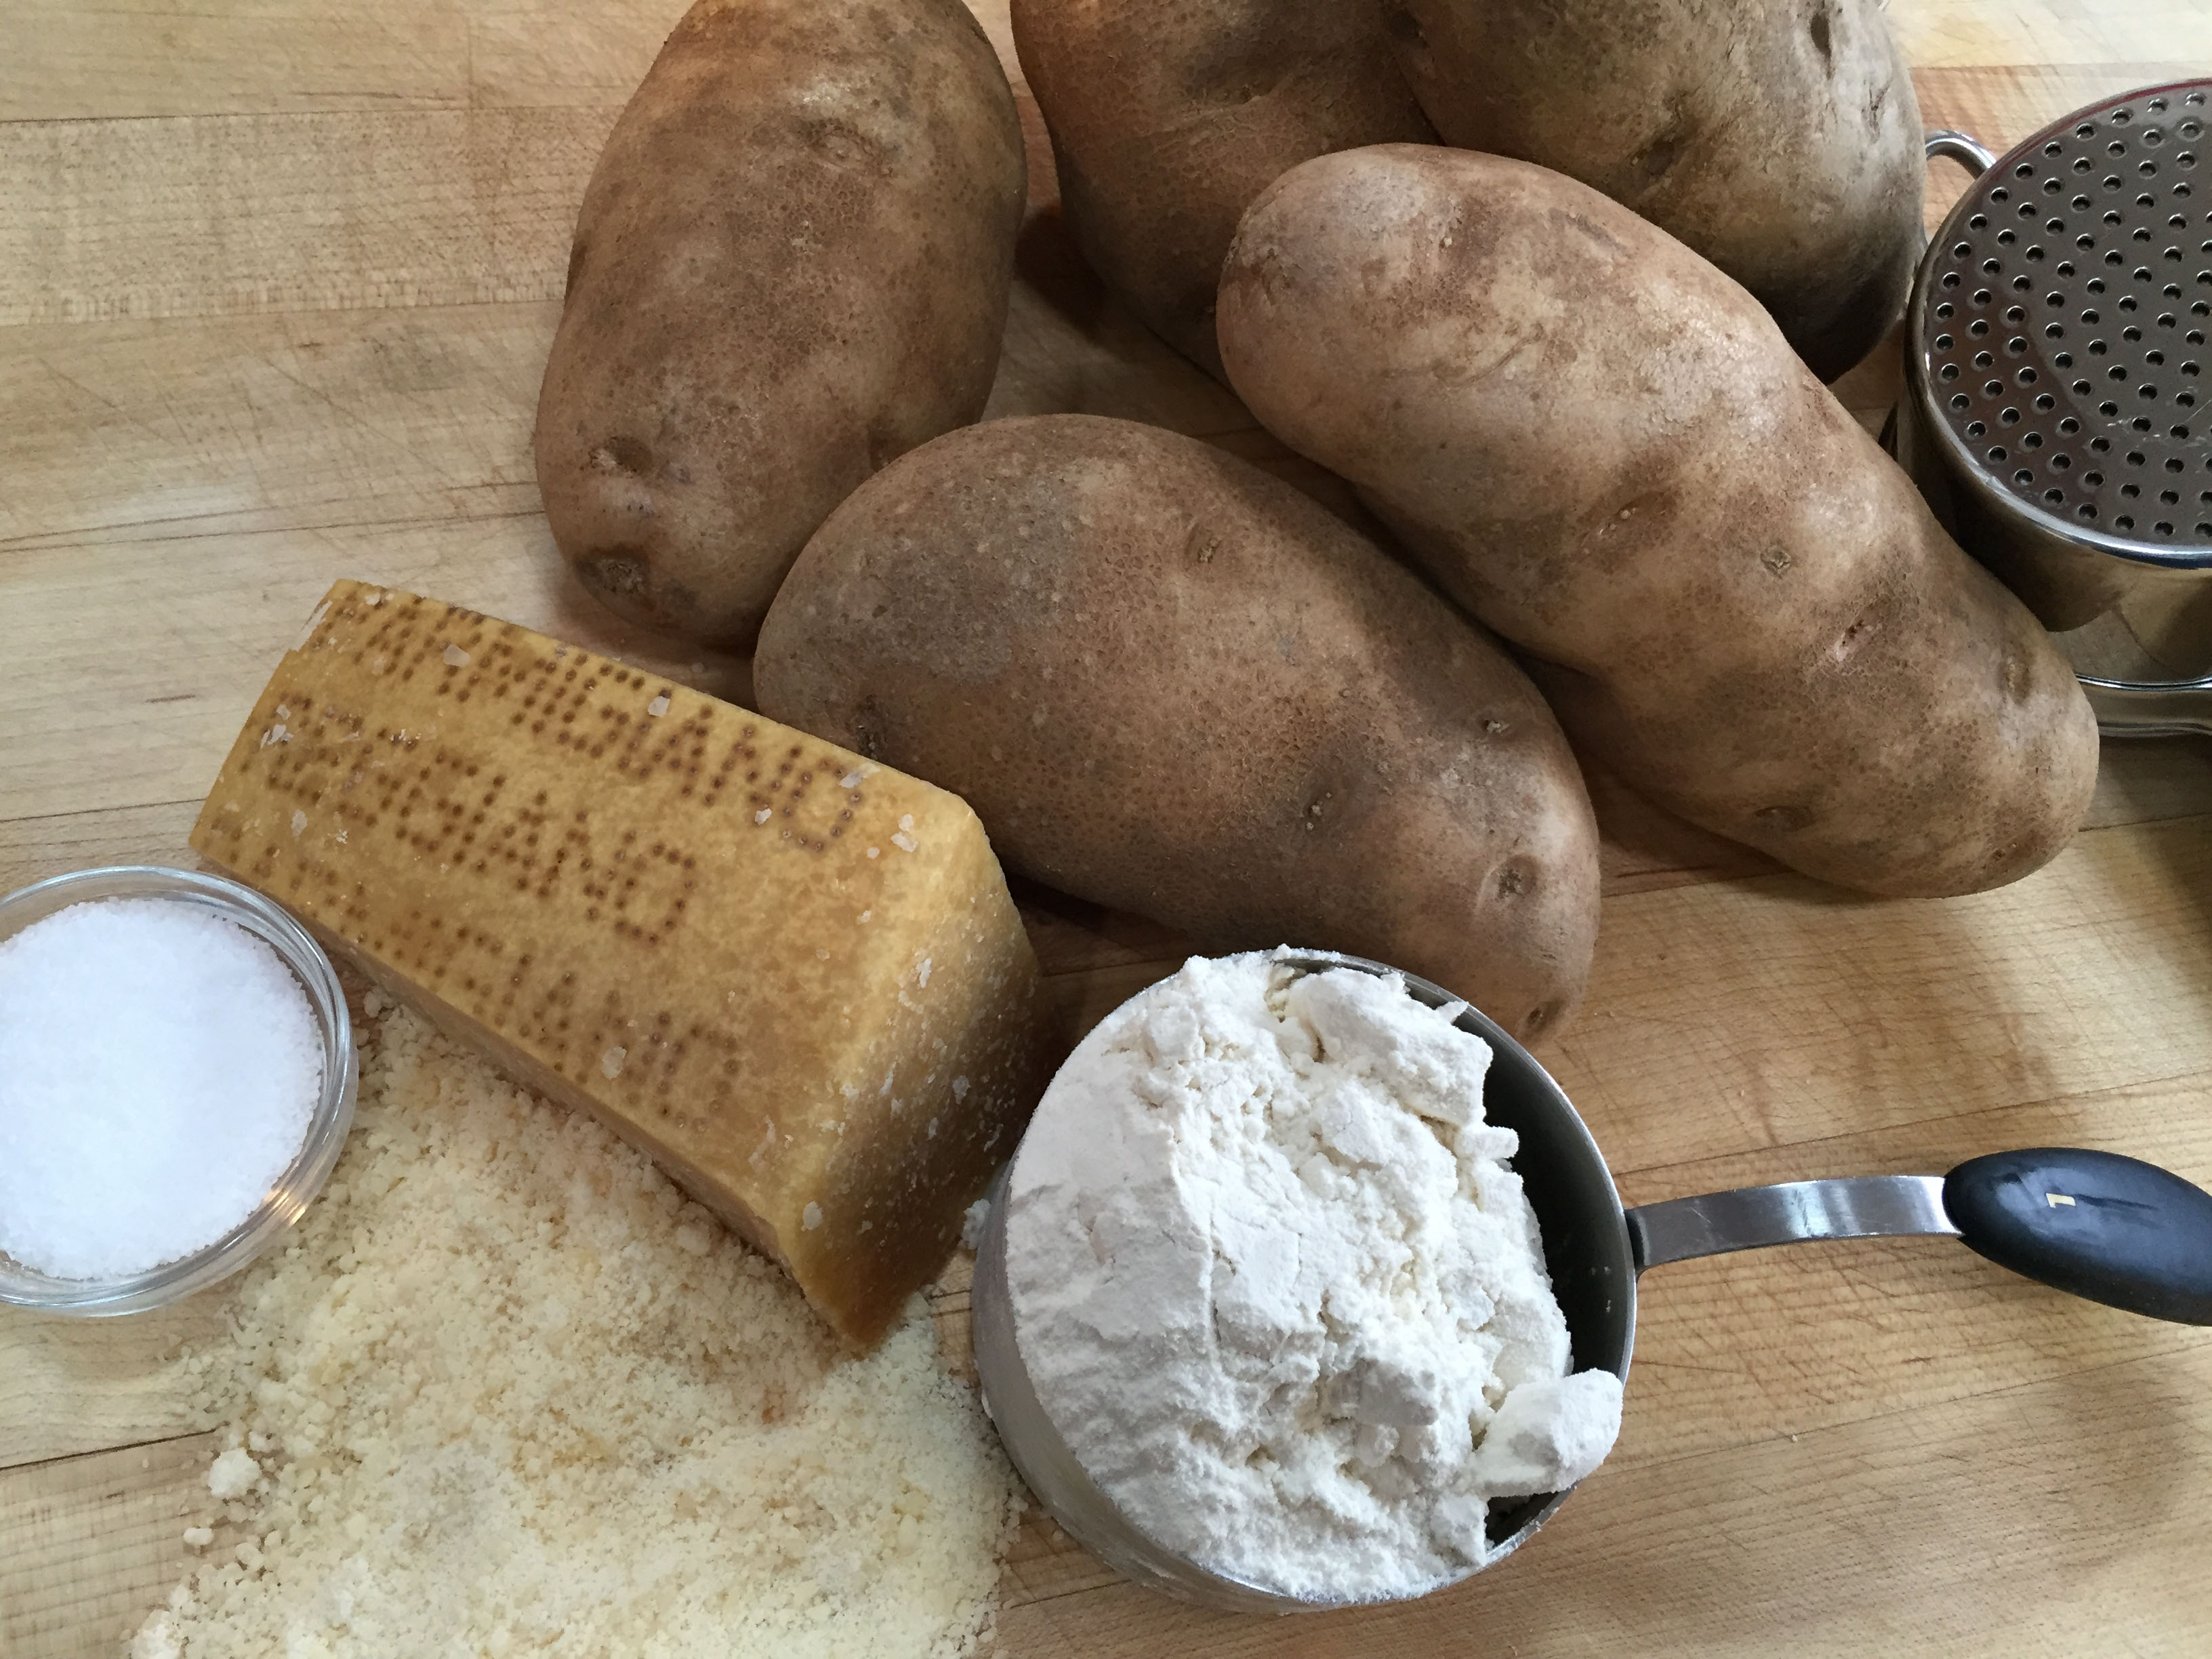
[5,2,2212,1654]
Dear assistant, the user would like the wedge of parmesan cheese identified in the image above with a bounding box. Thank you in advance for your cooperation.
[192,579,1050,1345]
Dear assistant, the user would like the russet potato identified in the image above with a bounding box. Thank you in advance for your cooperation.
[754,414,1603,1044]
[1217,147,2099,898]
[1010,0,1432,377]
[1376,0,1924,380]
[533,0,1025,649]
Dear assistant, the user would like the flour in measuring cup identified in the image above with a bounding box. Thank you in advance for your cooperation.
[1000,951,1622,1601]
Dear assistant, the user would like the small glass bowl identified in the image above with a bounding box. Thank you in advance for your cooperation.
[0,865,358,1316]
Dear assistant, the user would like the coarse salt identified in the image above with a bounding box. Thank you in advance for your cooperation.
[0,897,322,1280]
[207,1447,262,1498]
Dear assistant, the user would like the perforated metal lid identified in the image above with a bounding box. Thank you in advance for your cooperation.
[1919,82,2212,552]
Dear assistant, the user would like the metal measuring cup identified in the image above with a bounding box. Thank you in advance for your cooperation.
[970,949,2212,1614]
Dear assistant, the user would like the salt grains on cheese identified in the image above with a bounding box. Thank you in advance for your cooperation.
[0,898,321,1279]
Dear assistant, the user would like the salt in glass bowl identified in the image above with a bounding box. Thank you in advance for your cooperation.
[0,865,358,1316]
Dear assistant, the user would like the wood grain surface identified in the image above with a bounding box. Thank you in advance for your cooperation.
[5,3,2212,1655]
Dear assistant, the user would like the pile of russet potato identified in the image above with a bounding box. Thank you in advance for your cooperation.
[532,0,2101,1044]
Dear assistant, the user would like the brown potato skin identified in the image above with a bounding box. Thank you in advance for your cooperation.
[1378,0,1922,380]
[1010,0,1433,378]
[1217,147,2100,899]
[754,414,1601,1045]
[533,0,1025,649]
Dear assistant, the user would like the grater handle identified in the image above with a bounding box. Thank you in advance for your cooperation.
[2078,676,2212,739]
[1924,129,1996,177]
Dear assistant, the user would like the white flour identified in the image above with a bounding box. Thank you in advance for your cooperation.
[1002,952,1622,1601]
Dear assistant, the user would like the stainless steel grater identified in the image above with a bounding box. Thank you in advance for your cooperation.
[1894,81,2212,735]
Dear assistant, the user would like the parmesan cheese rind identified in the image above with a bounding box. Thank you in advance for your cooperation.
[192,580,1050,1344]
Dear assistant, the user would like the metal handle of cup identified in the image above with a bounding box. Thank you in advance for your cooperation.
[1629,1174,1957,1267]
[1627,1148,2212,1324]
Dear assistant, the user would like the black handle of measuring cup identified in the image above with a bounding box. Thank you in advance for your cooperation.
[1945,1148,2212,1325]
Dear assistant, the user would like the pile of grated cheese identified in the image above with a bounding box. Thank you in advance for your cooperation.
[133,1002,1021,1659]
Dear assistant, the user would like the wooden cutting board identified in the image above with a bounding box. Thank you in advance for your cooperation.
[5,3,2211,1654]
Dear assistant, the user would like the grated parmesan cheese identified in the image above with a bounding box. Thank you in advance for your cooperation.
[135,1008,1021,1658]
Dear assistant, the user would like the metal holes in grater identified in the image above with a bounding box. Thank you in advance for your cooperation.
[1923,85,2212,544]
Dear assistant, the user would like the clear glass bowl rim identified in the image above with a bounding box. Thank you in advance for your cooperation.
[0,864,358,1315]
